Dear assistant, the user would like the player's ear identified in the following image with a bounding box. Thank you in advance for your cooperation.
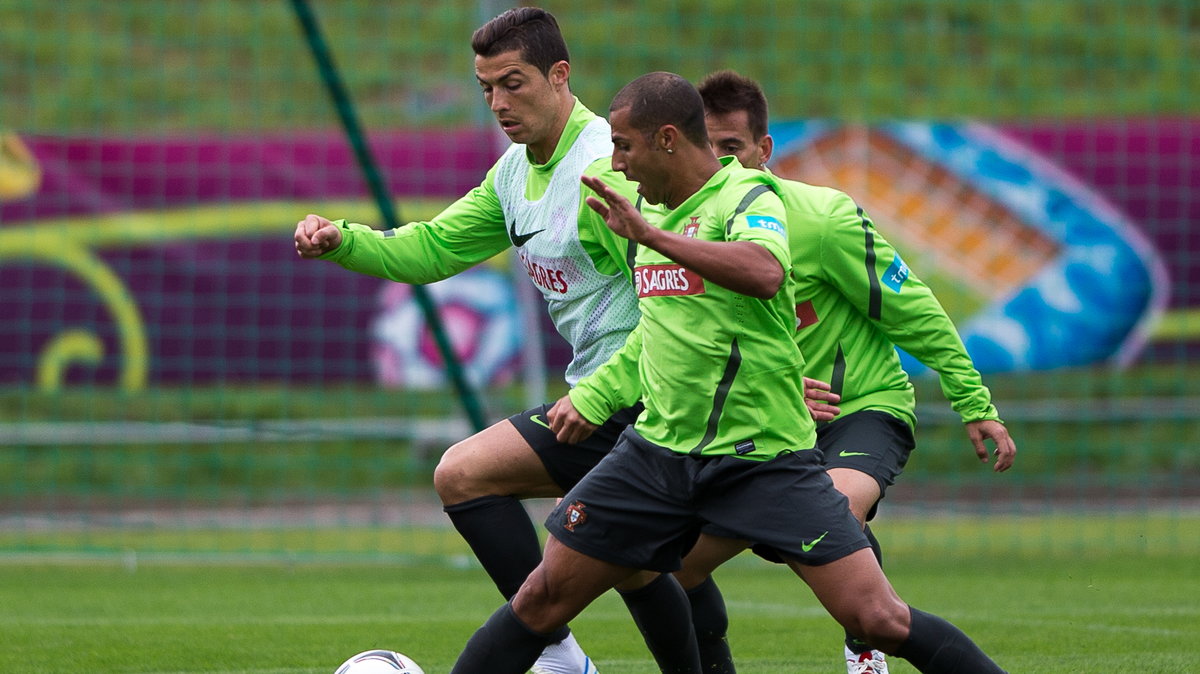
[548,60,570,89]
[656,126,677,154]
[759,134,774,167]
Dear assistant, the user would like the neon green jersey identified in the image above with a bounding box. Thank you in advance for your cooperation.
[571,158,816,460]
[773,174,999,427]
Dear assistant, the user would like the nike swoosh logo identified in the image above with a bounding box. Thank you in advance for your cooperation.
[508,220,545,247]
[530,414,552,430]
[838,450,871,457]
[801,531,829,552]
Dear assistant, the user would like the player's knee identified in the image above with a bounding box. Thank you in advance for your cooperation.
[433,441,483,503]
[511,567,565,633]
[852,599,910,649]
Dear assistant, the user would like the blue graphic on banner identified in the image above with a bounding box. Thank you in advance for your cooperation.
[770,121,1167,373]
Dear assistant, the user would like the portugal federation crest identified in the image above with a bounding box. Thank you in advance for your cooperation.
[563,501,588,532]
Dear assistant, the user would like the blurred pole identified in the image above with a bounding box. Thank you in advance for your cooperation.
[290,0,487,432]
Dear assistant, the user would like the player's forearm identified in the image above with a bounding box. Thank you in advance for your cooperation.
[322,222,487,284]
[891,300,999,422]
[568,327,643,424]
[638,229,784,299]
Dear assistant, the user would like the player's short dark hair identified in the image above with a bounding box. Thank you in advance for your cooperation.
[610,72,709,148]
[471,7,570,77]
[697,70,769,140]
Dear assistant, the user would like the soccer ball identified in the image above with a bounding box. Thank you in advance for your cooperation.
[333,649,425,674]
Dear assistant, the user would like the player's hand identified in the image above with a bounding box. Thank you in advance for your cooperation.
[965,419,1016,472]
[294,213,343,258]
[803,376,841,422]
[581,175,654,243]
[547,395,598,445]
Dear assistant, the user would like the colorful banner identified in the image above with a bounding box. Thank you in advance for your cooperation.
[770,121,1175,372]
[0,122,1192,388]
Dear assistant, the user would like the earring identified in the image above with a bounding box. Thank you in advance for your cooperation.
[666,148,674,154]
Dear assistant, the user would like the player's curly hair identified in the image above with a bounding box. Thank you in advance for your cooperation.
[610,72,709,148]
[471,7,570,78]
[698,70,769,141]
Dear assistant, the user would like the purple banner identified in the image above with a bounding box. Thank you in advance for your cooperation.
[0,121,1195,387]
[1,129,496,221]
[1009,119,1200,310]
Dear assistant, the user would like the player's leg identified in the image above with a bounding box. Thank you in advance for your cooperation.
[436,403,641,594]
[827,468,882,524]
[709,449,1003,673]
[669,534,750,673]
[790,551,1007,673]
[436,404,634,674]
[821,410,914,671]
[827,467,887,670]
[452,536,634,674]
[434,418,558,599]
[545,431,706,673]
[614,569,701,671]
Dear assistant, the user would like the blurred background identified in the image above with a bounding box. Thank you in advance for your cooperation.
[1,0,1196,563]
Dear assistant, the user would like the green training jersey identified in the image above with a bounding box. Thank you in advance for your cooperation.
[570,158,816,460]
[773,174,999,427]
[319,99,642,385]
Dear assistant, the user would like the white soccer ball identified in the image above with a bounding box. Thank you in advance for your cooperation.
[333,649,425,674]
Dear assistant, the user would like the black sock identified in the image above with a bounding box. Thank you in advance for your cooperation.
[845,523,885,654]
[619,574,702,673]
[894,606,1007,673]
[444,495,542,599]
[686,576,735,673]
[451,602,571,674]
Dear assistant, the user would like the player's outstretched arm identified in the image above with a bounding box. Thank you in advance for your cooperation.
[581,175,784,299]
[294,213,343,258]
[964,419,1016,472]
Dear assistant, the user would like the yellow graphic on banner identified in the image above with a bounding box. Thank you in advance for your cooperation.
[0,132,40,201]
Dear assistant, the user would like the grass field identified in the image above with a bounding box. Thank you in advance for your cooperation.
[4,1,1197,134]
[2,518,1197,674]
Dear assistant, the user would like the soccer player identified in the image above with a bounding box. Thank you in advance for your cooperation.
[293,8,698,674]
[452,71,1009,674]
[653,70,1018,674]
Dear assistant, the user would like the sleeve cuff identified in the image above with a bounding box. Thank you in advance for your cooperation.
[568,387,613,426]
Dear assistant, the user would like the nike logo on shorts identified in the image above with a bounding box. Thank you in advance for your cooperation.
[801,531,829,552]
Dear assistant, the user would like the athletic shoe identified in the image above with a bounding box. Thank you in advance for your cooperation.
[530,631,598,674]
[845,645,889,674]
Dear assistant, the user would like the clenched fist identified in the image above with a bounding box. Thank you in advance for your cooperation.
[294,213,343,258]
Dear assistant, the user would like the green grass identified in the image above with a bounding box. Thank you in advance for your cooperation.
[1,530,1196,673]
[3,1,1197,134]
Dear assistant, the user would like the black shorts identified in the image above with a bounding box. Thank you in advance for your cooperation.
[545,429,869,572]
[705,409,915,563]
[818,409,915,521]
[508,402,643,492]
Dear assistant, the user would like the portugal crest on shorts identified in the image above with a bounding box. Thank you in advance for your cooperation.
[563,500,587,532]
